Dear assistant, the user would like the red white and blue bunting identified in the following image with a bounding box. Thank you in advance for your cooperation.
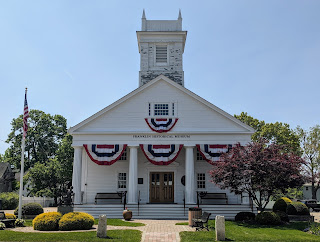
[145,118,178,133]
[140,144,183,166]
[196,144,233,165]
[83,144,127,166]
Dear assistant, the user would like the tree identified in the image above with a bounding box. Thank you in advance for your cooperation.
[4,109,67,171]
[24,134,74,205]
[296,125,320,200]
[235,112,301,155]
[210,139,305,211]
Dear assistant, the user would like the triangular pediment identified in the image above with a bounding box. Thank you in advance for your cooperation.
[69,75,255,134]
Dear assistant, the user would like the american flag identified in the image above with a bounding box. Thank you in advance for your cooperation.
[23,89,29,138]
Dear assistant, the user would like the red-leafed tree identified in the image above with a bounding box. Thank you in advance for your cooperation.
[210,139,305,211]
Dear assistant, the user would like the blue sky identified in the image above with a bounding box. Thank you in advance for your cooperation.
[1,0,319,154]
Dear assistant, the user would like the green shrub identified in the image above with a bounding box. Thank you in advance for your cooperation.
[15,219,25,227]
[235,212,255,221]
[256,211,281,225]
[33,212,62,231]
[59,212,94,231]
[0,192,19,209]
[273,197,292,212]
[309,222,320,235]
[14,203,44,215]
[286,202,310,215]
[0,222,5,230]
[275,211,289,222]
[5,213,16,219]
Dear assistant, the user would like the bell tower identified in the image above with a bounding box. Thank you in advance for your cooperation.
[137,10,187,87]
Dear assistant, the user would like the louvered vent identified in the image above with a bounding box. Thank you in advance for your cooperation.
[156,45,167,63]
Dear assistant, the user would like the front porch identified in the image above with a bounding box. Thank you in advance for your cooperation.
[73,203,256,220]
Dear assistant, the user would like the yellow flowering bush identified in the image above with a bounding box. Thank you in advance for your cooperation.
[33,212,62,231]
[59,212,94,231]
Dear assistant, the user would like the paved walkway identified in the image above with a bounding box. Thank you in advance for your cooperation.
[8,218,195,242]
[107,220,195,242]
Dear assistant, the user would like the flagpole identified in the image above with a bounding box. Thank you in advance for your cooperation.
[18,88,28,219]
[18,135,25,219]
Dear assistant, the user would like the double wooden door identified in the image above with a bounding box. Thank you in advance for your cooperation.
[150,172,174,203]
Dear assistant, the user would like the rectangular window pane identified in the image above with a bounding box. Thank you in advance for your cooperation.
[197,173,206,189]
[118,173,127,189]
[154,103,169,116]
[119,149,127,160]
[196,150,204,161]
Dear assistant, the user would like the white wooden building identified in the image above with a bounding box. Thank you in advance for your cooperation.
[69,11,255,219]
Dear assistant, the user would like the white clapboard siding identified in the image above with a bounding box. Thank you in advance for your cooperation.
[83,148,241,205]
[75,80,250,133]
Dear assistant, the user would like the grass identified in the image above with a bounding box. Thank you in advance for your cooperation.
[0,230,141,241]
[176,222,188,225]
[24,218,145,227]
[94,219,145,227]
[180,220,320,241]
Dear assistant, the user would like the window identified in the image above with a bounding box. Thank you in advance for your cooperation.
[156,45,167,63]
[154,103,169,116]
[119,148,127,160]
[148,102,177,117]
[118,173,127,189]
[197,173,206,189]
[196,150,205,161]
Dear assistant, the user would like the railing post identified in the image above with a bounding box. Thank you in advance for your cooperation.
[138,190,140,216]
[123,191,127,210]
[197,192,200,207]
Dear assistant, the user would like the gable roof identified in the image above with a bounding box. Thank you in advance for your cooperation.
[69,75,255,134]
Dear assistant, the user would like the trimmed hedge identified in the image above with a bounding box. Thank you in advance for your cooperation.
[273,197,292,212]
[14,203,44,216]
[33,212,62,231]
[235,212,256,222]
[5,213,16,219]
[286,202,310,215]
[256,211,281,225]
[275,211,289,222]
[0,192,19,209]
[59,212,94,231]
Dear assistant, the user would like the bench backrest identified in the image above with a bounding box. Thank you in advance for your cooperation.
[203,193,227,199]
[95,193,122,199]
[200,212,211,222]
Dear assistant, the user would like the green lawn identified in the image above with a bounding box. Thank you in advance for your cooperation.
[0,230,141,241]
[93,219,145,227]
[24,218,145,227]
[180,220,320,241]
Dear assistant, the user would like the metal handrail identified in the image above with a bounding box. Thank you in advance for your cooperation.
[138,190,140,216]
[122,191,127,210]
[183,191,185,216]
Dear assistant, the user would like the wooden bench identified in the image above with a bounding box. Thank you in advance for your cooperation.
[193,212,211,231]
[0,211,16,228]
[197,192,228,206]
[95,192,127,210]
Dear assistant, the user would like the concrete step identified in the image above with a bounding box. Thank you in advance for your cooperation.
[74,204,255,220]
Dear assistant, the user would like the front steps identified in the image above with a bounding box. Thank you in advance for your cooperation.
[73,204,255,220]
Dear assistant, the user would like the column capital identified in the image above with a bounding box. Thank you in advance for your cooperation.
[184,145,195,149]
[128,145,139,149]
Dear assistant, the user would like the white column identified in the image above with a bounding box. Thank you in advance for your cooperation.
[127,146,138,204]
[185,146,196,204]
[72,146,82,205]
